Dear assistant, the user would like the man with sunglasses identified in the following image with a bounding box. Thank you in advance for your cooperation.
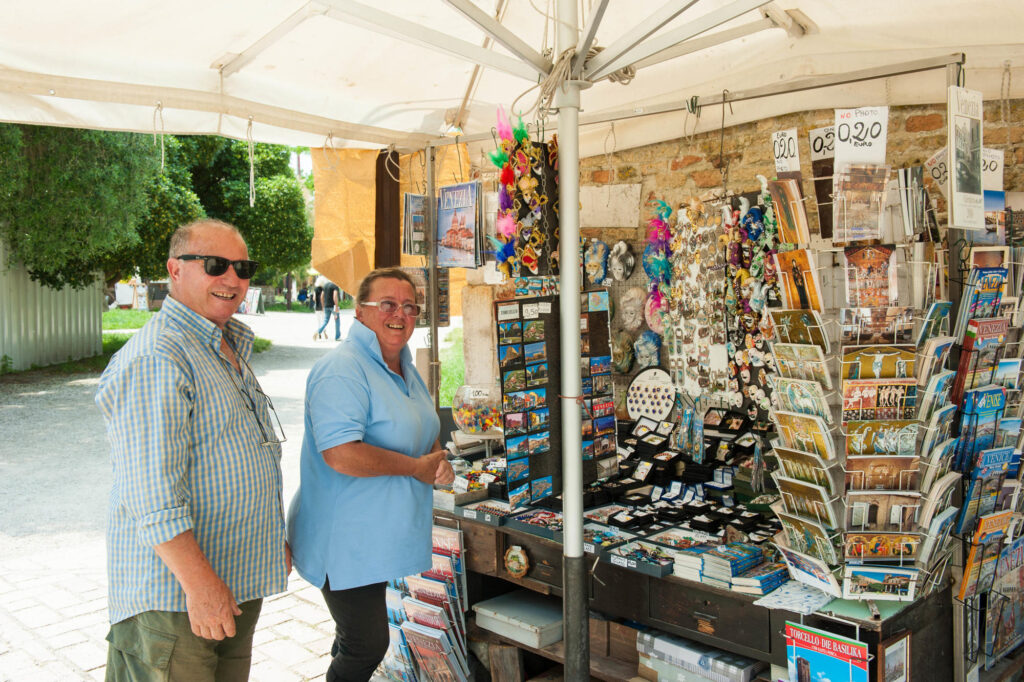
[96,219,289,682]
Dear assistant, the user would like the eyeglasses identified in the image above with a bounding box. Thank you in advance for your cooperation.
[360,299,421,317]
[176,254,259,280]
[223,345,287,446]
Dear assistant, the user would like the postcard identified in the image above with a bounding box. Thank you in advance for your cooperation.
[754,580,833,615]
[773,473,838,527]
[773,444,836,494]
[920,404,957,458]
[769,178,812,245]
[995,358,1022,389]
[774,506,840,565]
[774,249,825,312]
[507,456,529,483]
[508,482,530,508]
[845,420,919,458]
[525,362,548,387]
[769,309,830,352]
[498,343,523,368]
[917,337,954,387]
[503,369,525,393]
[775,543,842,597]
[522,319,544,343]
[844,244,897,307]
[839,306,914,345]
[845,532,921,563]
[845,490,921,533]
[772,377,832,424]
[917,370,956,420]
[774,410,835,461]
[529,431,550,455]
[920,437,959,495]
[916,300,952,347]
[530,475,554,501]
[505,434,529,458]
[504,412,527,436]
[497,321,522,344]
[771,342,833,390]
[833,163,889,243]
[524,341,546,364]
[841,345,915,381]
[529,408,550,432]
[840,378,917,421]
[845,455,920,491]
[842,564,918,601]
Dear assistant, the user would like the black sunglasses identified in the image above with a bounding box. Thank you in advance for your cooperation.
[177,254,259,279]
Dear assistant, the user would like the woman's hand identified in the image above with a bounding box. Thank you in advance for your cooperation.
[433,456,455,486]
[414,450,448,484]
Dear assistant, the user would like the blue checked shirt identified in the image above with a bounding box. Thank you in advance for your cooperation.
[96,295,288,624]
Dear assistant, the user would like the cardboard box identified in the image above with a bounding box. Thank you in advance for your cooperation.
[608,621,641,664]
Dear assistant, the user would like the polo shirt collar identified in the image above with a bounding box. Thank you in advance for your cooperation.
[347,319,412,375]
[160,295,254,357]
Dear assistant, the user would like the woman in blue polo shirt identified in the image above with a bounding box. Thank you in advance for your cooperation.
[287,268,455,682]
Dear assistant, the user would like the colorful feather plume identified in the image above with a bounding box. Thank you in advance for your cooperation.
[496,106,513,142]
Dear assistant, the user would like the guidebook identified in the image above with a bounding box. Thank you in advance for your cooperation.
[958,509,1012,601]
[785,622,869,682]
[436,181,481,269]
[956,385,1007,471]
[986,535,1024,669]
[956,447,1015,533]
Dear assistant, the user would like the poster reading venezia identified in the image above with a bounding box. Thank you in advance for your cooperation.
[436,181,479,268]
[948,86,984,229]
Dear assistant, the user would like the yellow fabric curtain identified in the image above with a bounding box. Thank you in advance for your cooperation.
[311,144,472,316]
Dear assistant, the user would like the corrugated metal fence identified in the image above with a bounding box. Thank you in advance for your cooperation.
[0,240,103,371]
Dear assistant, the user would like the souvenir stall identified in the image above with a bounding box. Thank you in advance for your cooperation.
[0,2,1023,681]
[421,61,1024,682]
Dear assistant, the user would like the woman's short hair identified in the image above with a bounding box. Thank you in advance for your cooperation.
[356,268,418,305]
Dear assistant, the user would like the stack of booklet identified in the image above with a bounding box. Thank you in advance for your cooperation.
[700,543,764,590]
[674,544,715,582]
[637,630,766,682]
[731,562,789,595]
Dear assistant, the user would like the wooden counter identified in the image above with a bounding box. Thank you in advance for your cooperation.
[436,510,954,681]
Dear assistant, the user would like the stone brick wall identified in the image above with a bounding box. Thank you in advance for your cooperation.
[576,99,1024,237]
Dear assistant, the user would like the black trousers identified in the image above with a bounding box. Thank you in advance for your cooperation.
[321,579,389,682]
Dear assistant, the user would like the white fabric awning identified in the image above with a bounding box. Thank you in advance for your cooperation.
[0,1,1020,157]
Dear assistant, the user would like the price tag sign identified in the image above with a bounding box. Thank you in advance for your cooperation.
[772,128,800,173]
[478,473,497,484]
[496,303,519,321]
[611,555,628,567]
[834,106,888,167]
[463,509,478,520]
[538,302,552,314]
[583,542,595,554]
[925,147,949,199]
[982,148,1004,192]
[522,303,539,319]
[452,476,470,493]
[808,126,835,161]
[465,387,489,400]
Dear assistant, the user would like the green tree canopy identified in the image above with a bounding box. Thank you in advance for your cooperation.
[0,125,160,289]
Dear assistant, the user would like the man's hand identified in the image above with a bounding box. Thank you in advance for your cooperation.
[434,457,455,486]
[285,542,293,575]
[414,450,448,484]
[182,574,242,641]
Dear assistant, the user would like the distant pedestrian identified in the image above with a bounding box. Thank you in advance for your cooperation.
[96,219,290,681]
[315,278,342,341]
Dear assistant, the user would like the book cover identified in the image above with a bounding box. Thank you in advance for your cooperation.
[844,244,897,307]
[986,535,1024,668]
[948,86,984,230]
[436,181,479,269]
[957,385,1008,470]
[956,446,1015,533]
[958,510,1012,600]
[402,597,467,675]
[401,621,468,682]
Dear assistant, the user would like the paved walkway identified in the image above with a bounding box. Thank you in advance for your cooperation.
[0,309,456,681]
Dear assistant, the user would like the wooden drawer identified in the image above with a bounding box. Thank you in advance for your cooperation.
[648,578,770,653]
[463,522,499,576]
[589,559,648,622]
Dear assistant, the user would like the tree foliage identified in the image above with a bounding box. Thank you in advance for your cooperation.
[0,125,159,289]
